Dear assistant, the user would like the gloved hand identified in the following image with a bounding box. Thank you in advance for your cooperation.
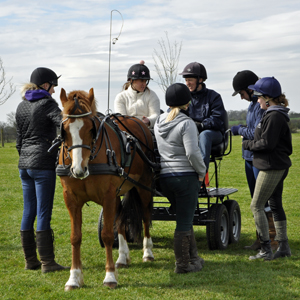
[195,121,204,133]
[231,125,241,135]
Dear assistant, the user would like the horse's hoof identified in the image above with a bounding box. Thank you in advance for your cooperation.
[115,263,128,269]
[64,285,79,291]
[143,257,154,262]
[103,282,118,289]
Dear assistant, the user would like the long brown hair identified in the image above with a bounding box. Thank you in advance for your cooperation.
[272,94,289,107]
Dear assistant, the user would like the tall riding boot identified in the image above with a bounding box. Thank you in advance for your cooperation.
[273,240,291,259]
[189,227,204,270]
[265,211,278,251]
[174,230,201,273]
[36,229,69,273]
[20,230,41,270]
[249,240,273,261]
[244,230,261,250]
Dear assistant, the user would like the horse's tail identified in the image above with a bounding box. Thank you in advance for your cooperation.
[117,187,144,243]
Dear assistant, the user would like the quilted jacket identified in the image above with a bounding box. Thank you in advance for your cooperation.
[16,87,62,170]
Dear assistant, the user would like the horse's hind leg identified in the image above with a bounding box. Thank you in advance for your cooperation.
[140,189,154,262]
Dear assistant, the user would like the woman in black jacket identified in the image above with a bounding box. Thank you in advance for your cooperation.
[16,67,68,272]
[242,77,292,261]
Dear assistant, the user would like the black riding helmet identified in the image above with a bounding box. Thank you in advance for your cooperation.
[127,61,152,81]
[166,83,191,107]
[232,70,259,97]
[30,67,61,92]
[179,62,207,93]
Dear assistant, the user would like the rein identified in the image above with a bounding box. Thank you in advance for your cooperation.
[58,97,158,194]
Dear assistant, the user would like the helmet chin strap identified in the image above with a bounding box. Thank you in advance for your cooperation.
[191,77,202,94]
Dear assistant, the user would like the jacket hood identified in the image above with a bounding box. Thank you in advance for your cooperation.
[25,89,51,101]
[264,105,290,121]
[155,111,189,139]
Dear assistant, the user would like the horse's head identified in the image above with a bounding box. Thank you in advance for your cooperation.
[60,88,97,179]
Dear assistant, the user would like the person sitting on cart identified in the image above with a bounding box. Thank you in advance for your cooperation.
[114,60,160,128]
[154,83,206,274]
[179,62,226,170]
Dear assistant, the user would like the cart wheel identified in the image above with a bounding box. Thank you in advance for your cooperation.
[97,208,119,248]
[223,200,241,244]
[206,204,229,250]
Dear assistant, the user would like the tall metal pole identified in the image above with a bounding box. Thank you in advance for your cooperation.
[107,10,123,111]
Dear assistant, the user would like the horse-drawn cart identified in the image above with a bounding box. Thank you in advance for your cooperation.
[98,111,241,250]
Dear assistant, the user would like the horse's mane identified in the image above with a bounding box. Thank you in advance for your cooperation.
[64,90,97,116]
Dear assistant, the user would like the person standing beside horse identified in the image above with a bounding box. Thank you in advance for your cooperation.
[242,77,292,261]
[231,70,278,251]
[154,83,206,273]
[179,62,226,171]
[114,60,160,128]
[16,67,68,272]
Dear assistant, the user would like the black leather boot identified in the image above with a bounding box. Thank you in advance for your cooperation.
[20,230,41,270]
[36,229,69,273]
[249,240,273,261]
[273,240,291,259]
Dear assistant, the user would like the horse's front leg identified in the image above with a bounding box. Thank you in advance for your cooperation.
[141,192,154,262]
[115,226,131,268]
[102,203,118,289]
[64,201,84,291]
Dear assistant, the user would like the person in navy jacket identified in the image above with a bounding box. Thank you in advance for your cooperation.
[179,62,226,170]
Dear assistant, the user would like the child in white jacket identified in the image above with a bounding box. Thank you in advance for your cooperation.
[114,60,160,128]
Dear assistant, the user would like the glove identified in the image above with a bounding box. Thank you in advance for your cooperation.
[195,121,204,133]
[231,125,241,135]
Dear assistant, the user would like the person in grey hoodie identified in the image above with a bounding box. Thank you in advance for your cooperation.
[242,77,292,261]
[154,83,206,273]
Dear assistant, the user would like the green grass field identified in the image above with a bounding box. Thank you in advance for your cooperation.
[0,135,300,300]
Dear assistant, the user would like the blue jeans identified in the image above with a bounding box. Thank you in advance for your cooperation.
[198,130,223,169]
[19,169,56,231]
[245,160,260,198]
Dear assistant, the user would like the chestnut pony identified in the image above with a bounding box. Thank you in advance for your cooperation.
[58,88,155,290]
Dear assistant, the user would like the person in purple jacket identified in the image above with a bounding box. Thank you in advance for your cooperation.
[16,67,68,273]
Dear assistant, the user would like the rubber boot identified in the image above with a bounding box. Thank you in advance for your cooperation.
[249,240,273,261]
[36,229,69,273]
[189,227,204,270]
[20,230,41,270]
[273,240,291,259]
[174,230,202,273]
[266,211,279,251]
[244,231,261,250]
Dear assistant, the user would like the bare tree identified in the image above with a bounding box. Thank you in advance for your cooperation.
[152,32,182,92]
[6,111,17,128]
[0,57,16,105]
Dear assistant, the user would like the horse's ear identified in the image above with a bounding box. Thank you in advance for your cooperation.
[60,88,68,107]
[88,88,94,105]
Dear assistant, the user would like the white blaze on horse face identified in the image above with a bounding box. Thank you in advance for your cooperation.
[69,119,85,176]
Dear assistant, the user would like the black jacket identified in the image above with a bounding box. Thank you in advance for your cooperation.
[188,83,226,133]
[242,106,292,170]
[16,93,62,170]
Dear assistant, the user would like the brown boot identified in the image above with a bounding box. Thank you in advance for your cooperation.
[174,230,201,273]
[36,229,69,273]
[244,231,261,250]
[20,230,41,270]
[266,211,279,251]
[189,227,204,269]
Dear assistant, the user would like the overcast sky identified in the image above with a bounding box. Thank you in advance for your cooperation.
[1,0,300,122]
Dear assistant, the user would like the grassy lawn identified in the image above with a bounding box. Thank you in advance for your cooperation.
[0,135,299,300]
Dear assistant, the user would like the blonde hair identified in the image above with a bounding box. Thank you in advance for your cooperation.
[21,83,39,100]
[122,80,150,91]
[272,94,289,107]
[165,104,189,123]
